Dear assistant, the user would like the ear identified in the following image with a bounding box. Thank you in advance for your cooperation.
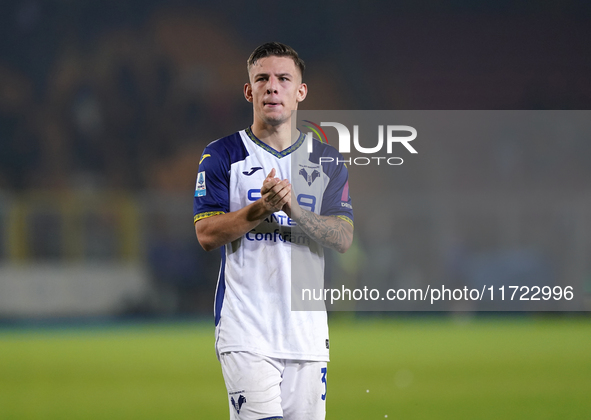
[297,83,308,103]
[244,83,253,103]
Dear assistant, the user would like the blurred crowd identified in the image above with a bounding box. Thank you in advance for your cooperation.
[0,1,358,193]
[0,1,257,192]
[1,1,590,194]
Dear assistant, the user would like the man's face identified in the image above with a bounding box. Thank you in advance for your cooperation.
[245,56,307,127]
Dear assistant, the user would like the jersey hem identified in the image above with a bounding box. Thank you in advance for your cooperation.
[217,344,330,362]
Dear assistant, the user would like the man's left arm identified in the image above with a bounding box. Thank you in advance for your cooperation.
[290,205,353,253]
[282,146,354,253]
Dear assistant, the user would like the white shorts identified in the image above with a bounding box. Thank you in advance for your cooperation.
[219,351,327,420]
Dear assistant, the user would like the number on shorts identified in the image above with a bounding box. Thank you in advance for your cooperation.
[321,367,327,401]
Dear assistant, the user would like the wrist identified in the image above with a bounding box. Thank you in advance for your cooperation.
[290,202,304,222]
[246,200,273,222]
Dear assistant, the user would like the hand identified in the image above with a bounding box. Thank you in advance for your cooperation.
[260,169,291,214]
[281,187,301,220]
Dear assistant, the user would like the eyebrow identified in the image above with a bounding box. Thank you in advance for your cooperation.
[253,72,293,79]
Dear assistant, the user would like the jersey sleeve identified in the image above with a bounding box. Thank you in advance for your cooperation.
[320,156,354,227]
[193,145,230,223]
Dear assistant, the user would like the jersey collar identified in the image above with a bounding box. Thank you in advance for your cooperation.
[245,126,305,158]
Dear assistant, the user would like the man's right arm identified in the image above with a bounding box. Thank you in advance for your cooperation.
[195,200,270,251]
[195,169,290,251]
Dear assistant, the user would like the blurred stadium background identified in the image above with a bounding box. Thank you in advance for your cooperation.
[0,0,590,418]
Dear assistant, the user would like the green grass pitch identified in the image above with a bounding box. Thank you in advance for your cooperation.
[1,316,590,419]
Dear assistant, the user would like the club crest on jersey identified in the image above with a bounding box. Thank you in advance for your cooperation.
[231,395,246,414]
[299,168,320,186]
[195,171,206,197]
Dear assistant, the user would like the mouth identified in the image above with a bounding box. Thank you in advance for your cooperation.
[264,101,282,108]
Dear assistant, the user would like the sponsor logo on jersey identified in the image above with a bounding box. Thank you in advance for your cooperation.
[326,339,330,349]
[231,395,246,414]
[299,168,320,186]
[246,228,310,245]
[195,171,206,197]
[242,167,263,176]
[199,154,211,164]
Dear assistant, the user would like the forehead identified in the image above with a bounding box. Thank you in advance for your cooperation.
[249,56,300,79]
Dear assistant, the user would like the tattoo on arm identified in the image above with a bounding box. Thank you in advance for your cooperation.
[296,210,353,253]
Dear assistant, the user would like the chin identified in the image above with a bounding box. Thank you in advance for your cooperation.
[263,113,289,126]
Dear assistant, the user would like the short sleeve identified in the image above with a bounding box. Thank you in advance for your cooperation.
[193,146,230,223]
[320,159,354,227]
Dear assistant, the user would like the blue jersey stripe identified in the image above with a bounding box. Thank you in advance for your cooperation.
[194,132,249,219]
[214,246,226,326]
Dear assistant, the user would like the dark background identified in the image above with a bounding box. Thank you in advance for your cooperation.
[0,0,590,317]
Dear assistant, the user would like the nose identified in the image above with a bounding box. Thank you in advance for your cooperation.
[266,77,278,94]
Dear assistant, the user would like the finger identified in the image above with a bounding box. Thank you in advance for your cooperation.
[268,181,290,198]
[272,184,292,207]
[278,184,292,202]
[263,180,291,204]
[265,178,288,192]
[265,184,290,209]
[266,168,276,179]
[261,177,280,194]
[277,179,291,188]
[263,176,278,186]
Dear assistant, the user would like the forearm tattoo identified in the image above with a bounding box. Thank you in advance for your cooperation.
[296,210,353,253]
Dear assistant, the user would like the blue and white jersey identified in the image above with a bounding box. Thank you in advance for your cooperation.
[194,127,353,361]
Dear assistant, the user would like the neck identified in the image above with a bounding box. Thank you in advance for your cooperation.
[251,118,300,152]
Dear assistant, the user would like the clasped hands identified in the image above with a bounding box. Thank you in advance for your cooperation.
[259,168,301,220]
